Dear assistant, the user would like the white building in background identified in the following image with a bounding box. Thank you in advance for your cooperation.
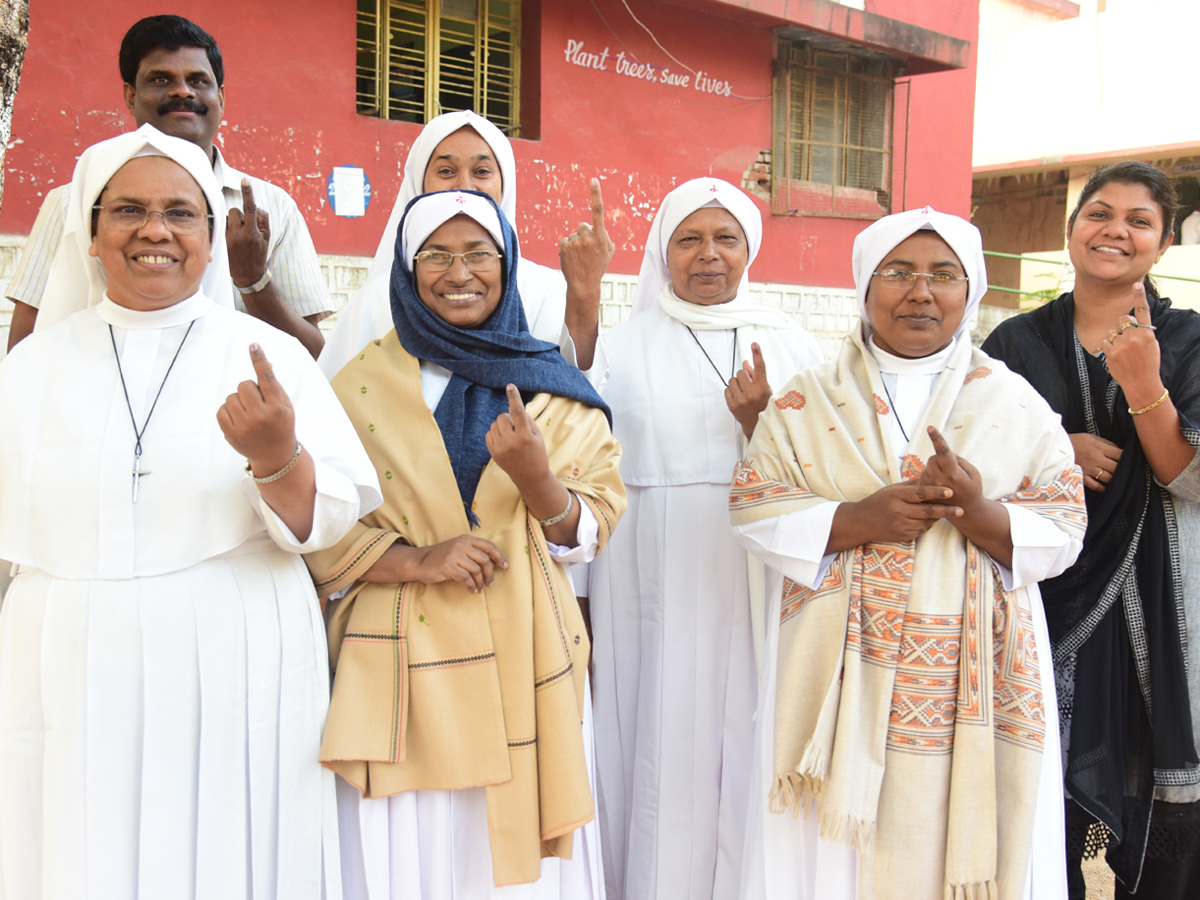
[973,0,1200,310]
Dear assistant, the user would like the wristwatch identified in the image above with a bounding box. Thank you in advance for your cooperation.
[235,268,273,295]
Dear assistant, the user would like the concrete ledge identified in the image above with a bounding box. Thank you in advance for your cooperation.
[707,0,970,72]
[1,235,1018,360]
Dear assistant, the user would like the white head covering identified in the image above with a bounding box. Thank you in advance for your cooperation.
[367,110,516,287]
[850,206,987,341]
[631,177,764,315]
[35,123,229,331]
[398,191,505,273]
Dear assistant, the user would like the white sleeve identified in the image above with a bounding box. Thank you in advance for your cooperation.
[1002,503,1084,590]
[7,186,69,309]
[557,322,610,389]
[733,500,841,589]
[247,456,374,553]
[546,494,600,564]
[263,188,334,318]
[242,336,382,552]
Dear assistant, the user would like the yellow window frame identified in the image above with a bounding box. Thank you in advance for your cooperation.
[356,0,521,133]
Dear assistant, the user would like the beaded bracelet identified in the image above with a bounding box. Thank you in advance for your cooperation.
[245,443,302,483]
[537,490,575,527]
[1129,389,1169,416]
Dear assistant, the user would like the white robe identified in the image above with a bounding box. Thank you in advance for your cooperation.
[733,340,1078,900]
[588,303,823,900]
[0,293,381,900]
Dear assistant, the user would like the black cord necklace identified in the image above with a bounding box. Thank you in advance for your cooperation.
[684,325,738,387]
[879,375,911,444]
[109,320,196,502]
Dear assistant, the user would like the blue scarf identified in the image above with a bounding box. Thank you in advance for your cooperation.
[390,190,610,526]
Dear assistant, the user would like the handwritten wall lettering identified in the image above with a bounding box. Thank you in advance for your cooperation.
[563,39,733,97]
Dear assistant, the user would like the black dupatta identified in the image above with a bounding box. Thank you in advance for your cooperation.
[982,292,1200,889]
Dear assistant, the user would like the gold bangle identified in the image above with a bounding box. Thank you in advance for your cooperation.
[1129,389,1169,416]
[537,490,574,527]
[246,443,302,483]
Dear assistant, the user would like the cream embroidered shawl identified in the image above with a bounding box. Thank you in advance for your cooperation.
[730,329,1086,900]
[305,332,626,886]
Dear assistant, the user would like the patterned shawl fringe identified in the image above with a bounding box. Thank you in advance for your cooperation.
[944,880,998,900]
[768,771,819,816]
[819,809,875,853]
[768,772,877,853]
[768,734,832,814]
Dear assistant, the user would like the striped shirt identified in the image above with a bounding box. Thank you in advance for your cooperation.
[7,146,332,319]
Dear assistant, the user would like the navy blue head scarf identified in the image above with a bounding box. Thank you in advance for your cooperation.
[390,189,610,526]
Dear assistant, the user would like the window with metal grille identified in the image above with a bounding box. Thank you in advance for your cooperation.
[356,0,520,133]
[772,40,899,218]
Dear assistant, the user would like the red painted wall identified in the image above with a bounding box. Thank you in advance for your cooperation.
[868,0,979,213]
[0,0,978,290]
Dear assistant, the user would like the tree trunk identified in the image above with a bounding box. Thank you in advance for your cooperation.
[0,0,28,213]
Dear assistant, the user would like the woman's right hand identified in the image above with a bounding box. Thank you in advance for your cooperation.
[1071,432,1122,493]
[826,482,961,552]
[363,536,508,593]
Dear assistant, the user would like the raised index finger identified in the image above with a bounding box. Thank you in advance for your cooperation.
[927,425,956,461]
[1132,282,1152,325]
[249,343,282,399]
[589,178,606,234]
[750,342,766,380]
[506,383,528,426]
[241,179,258,224]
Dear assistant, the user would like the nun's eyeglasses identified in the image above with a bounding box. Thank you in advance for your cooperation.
[872,269,969,292]
[414,249,503,272]
[93,203,212,234]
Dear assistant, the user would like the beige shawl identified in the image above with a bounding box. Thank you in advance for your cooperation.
[730,329,1086,900]
[306,332,626,886]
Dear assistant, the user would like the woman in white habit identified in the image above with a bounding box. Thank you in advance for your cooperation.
[319,109,611,381]
[588,177,823,900]
[0,124,380,899]
[731,207,1085,900]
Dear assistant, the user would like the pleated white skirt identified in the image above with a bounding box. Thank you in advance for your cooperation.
[738,574,1069,900]
[589,483,755,900]
[336,676,605,900]
[0,546,340,900]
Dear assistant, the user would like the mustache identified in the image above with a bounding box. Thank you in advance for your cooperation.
[156,98,208,116]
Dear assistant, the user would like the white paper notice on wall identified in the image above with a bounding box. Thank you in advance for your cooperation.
[332,166,366,217]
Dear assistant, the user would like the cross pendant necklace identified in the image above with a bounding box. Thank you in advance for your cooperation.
[131,446,152,503]
[109,320,195,503]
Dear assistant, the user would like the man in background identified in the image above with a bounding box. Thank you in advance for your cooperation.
[5,15,330,357]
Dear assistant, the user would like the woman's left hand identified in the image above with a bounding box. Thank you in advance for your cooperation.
[1101,284,1165,409]
[915,426,1014,567]
[559,178,615,292]
[486,384,551,490]
[916,426,984,511]
[725,342,771,439]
